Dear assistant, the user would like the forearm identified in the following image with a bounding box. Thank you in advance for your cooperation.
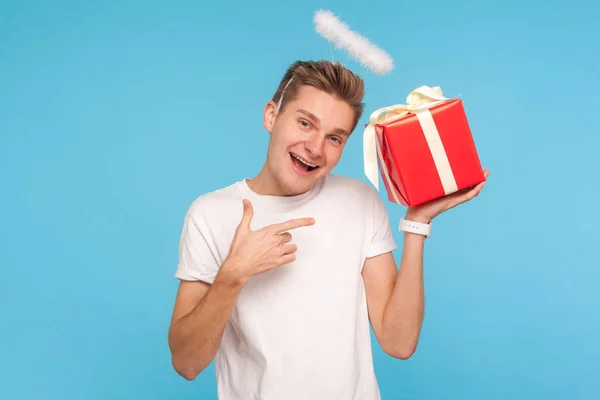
[382,232,425,358]
[169,275,243,380]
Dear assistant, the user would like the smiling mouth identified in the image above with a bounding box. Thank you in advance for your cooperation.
[290,152,319,172]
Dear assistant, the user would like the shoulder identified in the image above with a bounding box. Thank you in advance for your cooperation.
[321,174,390,223]
[323,173,380,203]
[185,181,243,222]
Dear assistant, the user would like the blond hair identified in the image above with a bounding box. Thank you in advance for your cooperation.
[271,60,365,133]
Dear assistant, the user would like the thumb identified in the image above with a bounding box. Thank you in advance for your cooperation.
[239,199,254,230]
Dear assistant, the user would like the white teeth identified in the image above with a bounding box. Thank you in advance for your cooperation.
[291,153,318,168]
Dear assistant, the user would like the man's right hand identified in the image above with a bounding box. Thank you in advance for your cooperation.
[217,199,315,287]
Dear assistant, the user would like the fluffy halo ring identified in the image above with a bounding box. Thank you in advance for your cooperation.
[313,9,394,75]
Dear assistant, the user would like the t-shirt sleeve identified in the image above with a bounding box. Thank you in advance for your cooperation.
[174,208,220,284]
[366,187,398,258]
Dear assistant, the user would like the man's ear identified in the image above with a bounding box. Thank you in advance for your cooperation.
[263,101,278,133]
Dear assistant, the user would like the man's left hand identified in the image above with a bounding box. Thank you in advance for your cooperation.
[404,169,490,223]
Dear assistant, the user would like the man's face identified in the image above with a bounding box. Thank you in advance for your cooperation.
[263,85,356,196]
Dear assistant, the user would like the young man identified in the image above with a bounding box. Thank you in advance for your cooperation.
[168,60,488,399]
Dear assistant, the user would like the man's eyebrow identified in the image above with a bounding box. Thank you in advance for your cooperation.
[297,109,320,124]
[296,109,350,136]
[332,127,350,136]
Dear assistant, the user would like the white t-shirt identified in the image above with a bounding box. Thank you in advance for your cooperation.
[175,173,397,400]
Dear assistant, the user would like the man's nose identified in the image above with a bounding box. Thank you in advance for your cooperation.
[305,133,325,158]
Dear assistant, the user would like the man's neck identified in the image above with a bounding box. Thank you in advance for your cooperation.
[246,165,308,197]
[246,166,283,196]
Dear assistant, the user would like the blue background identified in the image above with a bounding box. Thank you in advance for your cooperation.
[1,0,599,398]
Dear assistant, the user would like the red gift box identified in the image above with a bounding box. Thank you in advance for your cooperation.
[363,86,486,207]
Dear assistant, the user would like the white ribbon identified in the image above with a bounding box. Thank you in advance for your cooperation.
[363,85,459,200]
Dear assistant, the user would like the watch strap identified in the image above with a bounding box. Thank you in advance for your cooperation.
[399,218,432,238]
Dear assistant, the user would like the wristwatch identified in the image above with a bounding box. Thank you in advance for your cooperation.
[399,218,432,238]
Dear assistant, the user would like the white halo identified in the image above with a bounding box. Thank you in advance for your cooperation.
[313,10,394,75]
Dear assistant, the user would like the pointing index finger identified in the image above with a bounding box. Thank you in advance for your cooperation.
[270,218,315,233]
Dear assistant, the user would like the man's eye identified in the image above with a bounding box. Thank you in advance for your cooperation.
[299,120,310,128]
